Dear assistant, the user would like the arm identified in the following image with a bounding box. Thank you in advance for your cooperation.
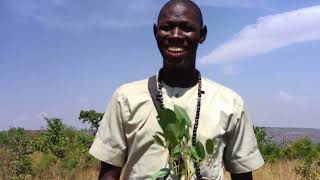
[231,172,253,180]
[98,161,122,180]
[223,104,264,178]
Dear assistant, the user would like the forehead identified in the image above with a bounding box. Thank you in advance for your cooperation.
[158,3,200,25]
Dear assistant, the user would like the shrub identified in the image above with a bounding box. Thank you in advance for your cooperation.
[295,157,320,180]
[30,132,49,152]
[0,131,9,146]
[281,137,318,160]
[254,127,281,162]
[8,128,33,179]
[45,117,68,158]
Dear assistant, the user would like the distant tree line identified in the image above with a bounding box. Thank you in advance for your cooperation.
[0,110,319,179]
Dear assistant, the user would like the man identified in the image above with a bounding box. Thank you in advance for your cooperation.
[89,0,264,179]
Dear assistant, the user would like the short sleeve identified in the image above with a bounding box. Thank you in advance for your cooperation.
[223,104,264,174]
[89,88,129,167]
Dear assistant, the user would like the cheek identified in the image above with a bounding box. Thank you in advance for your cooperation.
[187,32,200,39]
[156,31,168,39]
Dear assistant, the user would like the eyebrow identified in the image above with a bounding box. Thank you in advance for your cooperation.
[158,19,199,28]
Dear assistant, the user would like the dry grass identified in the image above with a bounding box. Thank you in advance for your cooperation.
[0,159,304,180]
[78,160,303,180]
[224,160,302,180]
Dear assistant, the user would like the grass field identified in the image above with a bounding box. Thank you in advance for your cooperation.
[62,160,303,180]
[0,148,308,180]
[225,160,302,180]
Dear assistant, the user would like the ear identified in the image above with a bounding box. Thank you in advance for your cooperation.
[153,24,158,39]
[199,25,207,44]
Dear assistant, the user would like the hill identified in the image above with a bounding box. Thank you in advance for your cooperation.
[265,127,320,145]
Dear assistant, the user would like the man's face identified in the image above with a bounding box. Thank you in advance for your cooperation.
[154,3,206,70]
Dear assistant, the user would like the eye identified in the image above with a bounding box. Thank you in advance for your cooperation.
[180,24,195,32]
[159,24,172,31]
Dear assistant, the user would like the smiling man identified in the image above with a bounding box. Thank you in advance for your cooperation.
[89,0,264,179]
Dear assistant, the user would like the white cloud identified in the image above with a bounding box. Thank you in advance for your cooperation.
[223,65,238,75]
[200,5,320,64]
[7,0,164,31]
[6,0,266,32]
[278,91,293,101]
[194,0,255,8]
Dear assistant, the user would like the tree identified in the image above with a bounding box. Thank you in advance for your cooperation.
[44,117,67,158]
[79,110,104,131]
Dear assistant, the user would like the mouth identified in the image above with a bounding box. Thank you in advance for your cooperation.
[167,46,185,53]
[164,46,187,59]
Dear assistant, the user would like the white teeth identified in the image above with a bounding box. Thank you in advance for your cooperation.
[168,47,184,52]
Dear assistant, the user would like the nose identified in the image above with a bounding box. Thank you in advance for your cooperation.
[168,27,184,44]
[171,27,181,37]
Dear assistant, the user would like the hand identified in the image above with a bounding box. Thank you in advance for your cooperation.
[231,172,253,180]
[98,161,122,180]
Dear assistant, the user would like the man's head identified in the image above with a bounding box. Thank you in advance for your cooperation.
[154,0,207,71]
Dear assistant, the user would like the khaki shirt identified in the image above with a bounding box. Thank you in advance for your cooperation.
[89,77,264,180]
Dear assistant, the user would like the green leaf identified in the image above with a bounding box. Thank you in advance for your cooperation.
[205,139,216,155]
[158,109,178,131]
[160,130,177,146]
[156,132,165,138]
[174,105,191,127]
[146,168,170,180]
[158,109,176,122]
[184,128,190,140]
[153,134,165,147]
[176,121,186,139]
[190,146,201,162]
[194,141,206,161]
[171,145,181,160]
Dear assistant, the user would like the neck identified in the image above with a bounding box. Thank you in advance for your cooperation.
[158,68,199,88]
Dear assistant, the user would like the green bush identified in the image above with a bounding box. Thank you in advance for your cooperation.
[31,132,49,152]
[8,128,33,179]
[0,131,9,146]
[281,137,318,160]
[260,143,281,163]
[45,117,68,158]
[254,127,281,162]
[0,115,100,179]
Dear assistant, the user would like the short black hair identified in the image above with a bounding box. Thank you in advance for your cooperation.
[158,0,204,27]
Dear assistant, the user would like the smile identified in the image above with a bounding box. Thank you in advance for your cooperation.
[167,46,185,52]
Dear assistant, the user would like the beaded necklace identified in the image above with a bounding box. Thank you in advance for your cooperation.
[156,70,203,180]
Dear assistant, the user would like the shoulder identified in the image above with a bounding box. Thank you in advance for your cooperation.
[202,78,244,112]
[111,78,150,104]
[117,78,149,96]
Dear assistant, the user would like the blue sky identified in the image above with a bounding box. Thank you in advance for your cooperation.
[1,0,320,130]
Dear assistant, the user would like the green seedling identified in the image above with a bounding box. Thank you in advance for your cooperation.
[147,105,216,180]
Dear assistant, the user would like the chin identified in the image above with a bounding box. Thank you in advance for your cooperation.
[163,59,194,71]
